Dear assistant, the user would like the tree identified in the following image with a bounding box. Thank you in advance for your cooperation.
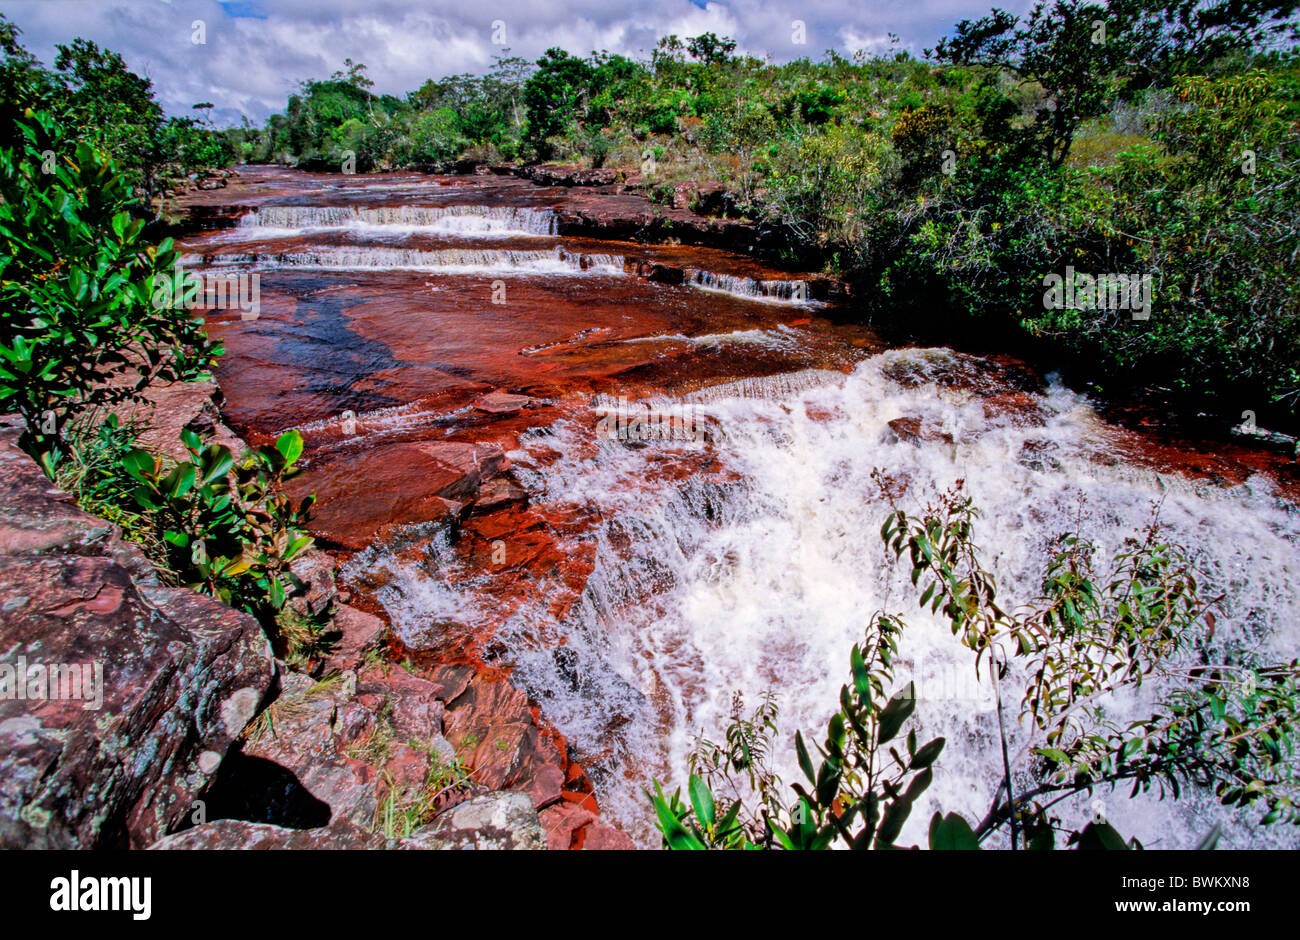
[51,37,166,194]
[687,32,737,67]
[930,0,1300,166]
[522,48,594,157]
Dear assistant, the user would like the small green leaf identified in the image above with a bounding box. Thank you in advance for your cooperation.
[877,682,916,744]
[911,737,945,769]
[275,430,304,466]
[928,812,980,850]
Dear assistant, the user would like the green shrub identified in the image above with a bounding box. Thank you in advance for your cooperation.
[0,110,220,472]
[120,429,320,642]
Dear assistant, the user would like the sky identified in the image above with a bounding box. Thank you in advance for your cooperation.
[0,0,1031,126]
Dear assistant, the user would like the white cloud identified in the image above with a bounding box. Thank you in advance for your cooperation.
[1,0,1033,124]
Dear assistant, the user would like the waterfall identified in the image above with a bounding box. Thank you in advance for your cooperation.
[237,204,559,236]
[684,269,813,303]
[193,245,626,275]
[359,346,1300,848]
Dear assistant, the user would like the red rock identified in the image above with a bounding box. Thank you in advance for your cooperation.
[579,823,638,851]
[560,790,600,815]
[627,259,686,284]
[354,667,446,743]
[441,673,569,809]
[525,764,566,811]
[473,391,532,415]
[286,441,507,549]
[288,549,338,618]
[0,421,273,849]
[321,604,386,673]
[539,802,596,850]
[471,477,529,512]
[887,416,954,446]
[382,743,432,791]
[423,663,475,703]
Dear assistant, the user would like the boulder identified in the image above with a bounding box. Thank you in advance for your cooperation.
[320,604,386,673]
[239,666,451,831]
[288,549,339,619]
[470,477,529,513]
[581,824,638,851]
[625,259,686,285]
[0,419,274,849]
[440,673,568,809]
[403,791,543,850]
[472,391,532,415]
[150,818,383,850]
[540,802,596,850]
[886,416,954,447]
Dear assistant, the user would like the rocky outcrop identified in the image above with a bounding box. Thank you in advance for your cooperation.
[439,671,568,810]
[151,791,545,850]
[625,259,686,284]
[150,818,383,850]
[287,440,511,550]
[0,417,274,849]
[402,791,543,850]
[514,164,620,188]
[236,665,465,828]
[128,378,245,464]
[202,655,625,848]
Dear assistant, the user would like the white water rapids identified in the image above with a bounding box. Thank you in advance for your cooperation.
[356,346,1300,848]
[202,206,819,302]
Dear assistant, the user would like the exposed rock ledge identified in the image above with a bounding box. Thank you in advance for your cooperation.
[0,398,635,849]
[0,415,273,848]
[151,791,545,850]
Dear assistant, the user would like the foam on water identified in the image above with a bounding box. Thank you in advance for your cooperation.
[617,325,809,352]
[483,347,1299,848]
[191,245,625,276]
[238,204,558,237]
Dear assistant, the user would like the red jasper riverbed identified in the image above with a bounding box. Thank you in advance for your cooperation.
[178,166,1300,848]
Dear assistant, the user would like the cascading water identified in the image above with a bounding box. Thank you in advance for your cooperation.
[366,346,1300,849]
[237,204,559,236]
[684,269,814,303]
[192,245,626,275]
[185,169,1299,851]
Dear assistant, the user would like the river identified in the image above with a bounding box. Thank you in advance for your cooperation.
[179,166,1300,848]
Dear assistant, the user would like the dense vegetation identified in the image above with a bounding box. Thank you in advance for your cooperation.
[0,16,325,662]
[1,18,236,213]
